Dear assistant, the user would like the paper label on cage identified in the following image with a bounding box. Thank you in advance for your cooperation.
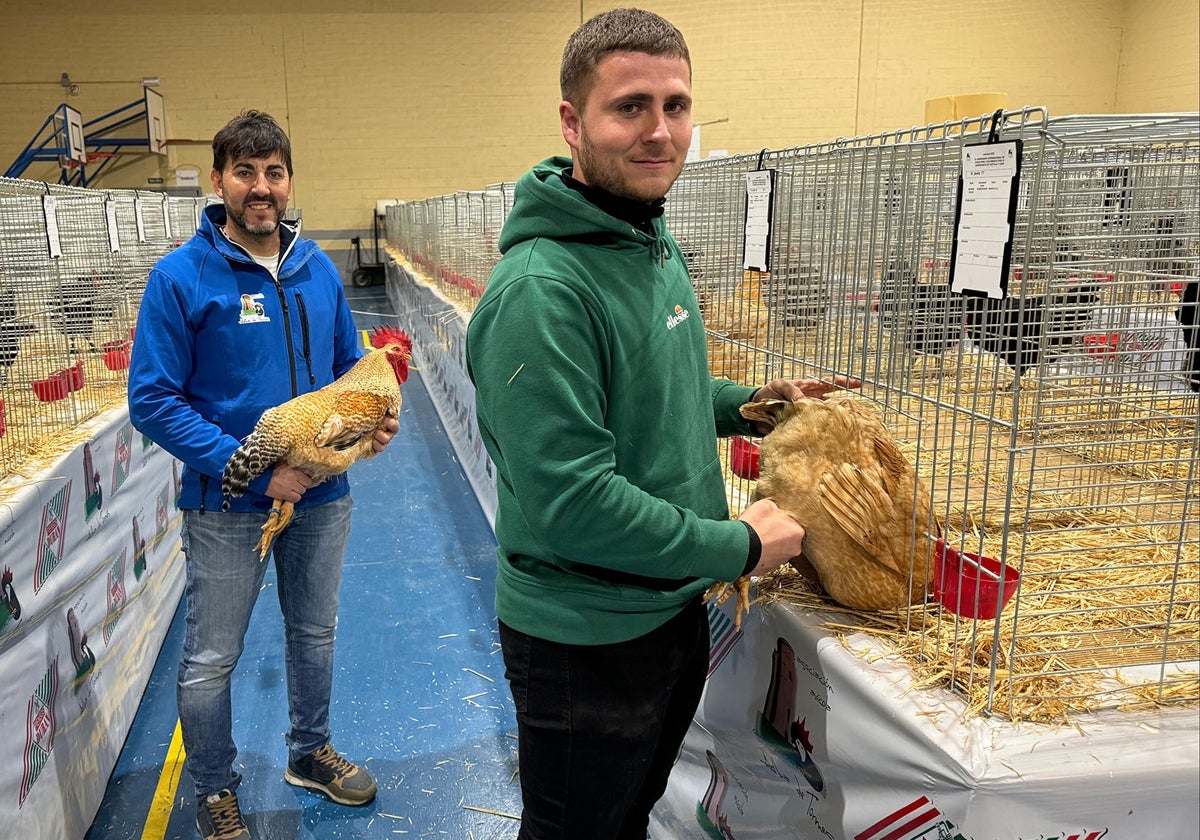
[42,195,62,258]
[134,198,147,243]
[743,170,774,272]
[950,140,1020,298]
[104,199,120,252]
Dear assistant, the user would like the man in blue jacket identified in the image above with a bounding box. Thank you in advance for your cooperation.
[128,110,396,840]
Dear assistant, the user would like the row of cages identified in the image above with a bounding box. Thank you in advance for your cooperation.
[0,178,210,479]
[386,109,1199,721]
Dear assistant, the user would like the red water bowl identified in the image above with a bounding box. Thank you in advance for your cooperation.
[31,364,85,402]
[933,538,1020,620]
[730,435,761,481]
[32,371,69,402]
[67,363,85,392]
[102,340,132,371]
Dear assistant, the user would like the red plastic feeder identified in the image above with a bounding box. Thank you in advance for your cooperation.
[102,339,132,370]
[67,363,85,392]
[730,435,761,481]
[31,364,85,402]
[933,538,1019,620]
[32,371,68,401]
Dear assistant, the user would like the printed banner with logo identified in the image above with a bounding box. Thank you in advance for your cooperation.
[652,598,1200,840]
[386,261,497,526]
[0,406,185,838]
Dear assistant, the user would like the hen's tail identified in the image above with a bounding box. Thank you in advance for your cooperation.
[221,432,276,510]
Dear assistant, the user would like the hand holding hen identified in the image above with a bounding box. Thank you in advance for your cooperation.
[221,325,412,560]
[709,388,936,628]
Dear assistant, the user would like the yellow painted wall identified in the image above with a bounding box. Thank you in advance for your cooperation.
[0,0,1196,254]
[1116,0,1200,112]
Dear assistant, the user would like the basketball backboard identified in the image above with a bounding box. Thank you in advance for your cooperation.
[62,105,86,164]
[145,87,166,155]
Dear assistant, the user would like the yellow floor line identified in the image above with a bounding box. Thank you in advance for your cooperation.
[143,719,186,840]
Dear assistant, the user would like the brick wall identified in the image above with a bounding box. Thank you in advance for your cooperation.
[0,0,1195,254]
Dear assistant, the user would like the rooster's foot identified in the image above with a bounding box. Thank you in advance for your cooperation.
[253,501,295,562]
[704,576,753,630]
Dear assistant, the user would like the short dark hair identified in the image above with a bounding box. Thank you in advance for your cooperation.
[560,7,691,109]
[211,110,293,175]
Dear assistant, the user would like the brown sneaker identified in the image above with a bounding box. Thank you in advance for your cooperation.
[196,788,250,840]
[283,743,377,805]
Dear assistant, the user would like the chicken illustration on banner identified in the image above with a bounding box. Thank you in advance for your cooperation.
[221,325,412,560]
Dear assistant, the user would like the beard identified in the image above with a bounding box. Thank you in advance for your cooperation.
[577,130,679,204]
[227,200,281,238]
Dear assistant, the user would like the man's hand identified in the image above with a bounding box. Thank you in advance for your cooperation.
[372,416,400,452]
[747,374,862,435]
[737,498,805,577]
[266,464,314,503]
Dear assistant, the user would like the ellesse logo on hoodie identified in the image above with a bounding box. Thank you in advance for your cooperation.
[666,304,690,330]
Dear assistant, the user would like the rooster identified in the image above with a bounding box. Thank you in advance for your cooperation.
[709,394,936,627]
[1178,279,1198,393]
[875,260,965,357]
[221,325,412,560]
[1,287,38,386]
[964,281,1101,387]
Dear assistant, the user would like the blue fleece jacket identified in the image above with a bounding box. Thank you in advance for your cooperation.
[127,204,361,512]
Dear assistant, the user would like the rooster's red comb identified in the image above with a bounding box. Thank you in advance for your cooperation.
[369,325,412,354]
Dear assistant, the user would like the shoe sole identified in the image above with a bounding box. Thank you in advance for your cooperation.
[283,768,376,806]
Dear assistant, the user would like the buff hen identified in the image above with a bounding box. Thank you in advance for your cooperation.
[716,394,937,626]
[221,325,412,560]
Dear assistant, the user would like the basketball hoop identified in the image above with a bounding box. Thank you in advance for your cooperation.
[61,152,117,169]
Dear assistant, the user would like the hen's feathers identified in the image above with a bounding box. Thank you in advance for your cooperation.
[221,346,406,502]
[745,394,935,611]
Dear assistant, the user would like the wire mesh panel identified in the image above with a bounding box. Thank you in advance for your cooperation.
[387,111,1197,720]
[665,111,1199,721]
[0,179,196,480]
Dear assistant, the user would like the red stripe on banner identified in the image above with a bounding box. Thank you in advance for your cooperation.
[879,808,941,840]
[855,797,933,840]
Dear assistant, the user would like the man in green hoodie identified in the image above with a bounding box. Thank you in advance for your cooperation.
[466,8,852,839]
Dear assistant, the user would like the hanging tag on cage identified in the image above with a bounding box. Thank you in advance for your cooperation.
[134,195,148,243]
[105,197,121,252]
[948,124,1021,299]
[161,195,173,242]
[742,167,774,272]
[42,194,63,259]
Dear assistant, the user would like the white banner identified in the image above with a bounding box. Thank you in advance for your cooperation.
[386,260,498,526]
[653,598,1200,840]
[0,407,185,837]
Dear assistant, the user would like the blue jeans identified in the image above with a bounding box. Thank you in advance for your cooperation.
[499,598,710,840]
[178,494,352,797]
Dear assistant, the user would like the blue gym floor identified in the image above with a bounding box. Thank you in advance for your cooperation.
[85,286,522,839]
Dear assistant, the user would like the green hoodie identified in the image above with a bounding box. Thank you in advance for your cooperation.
[466,157,759,645]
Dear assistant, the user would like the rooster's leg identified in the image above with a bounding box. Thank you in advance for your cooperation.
[704,576,753,630]
[254,499,295,562]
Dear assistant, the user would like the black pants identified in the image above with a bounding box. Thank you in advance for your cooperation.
[499,598,710,840]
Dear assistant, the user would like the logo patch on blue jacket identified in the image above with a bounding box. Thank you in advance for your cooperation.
[238,293,269,324]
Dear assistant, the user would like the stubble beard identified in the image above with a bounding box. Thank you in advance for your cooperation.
[227,203,280,239]
[578,131,677,204]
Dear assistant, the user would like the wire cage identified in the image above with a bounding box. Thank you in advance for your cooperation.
[667,110,1199,721]
[388,109,1197,721]
[0,178,203,480]
[386,185,508,310]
